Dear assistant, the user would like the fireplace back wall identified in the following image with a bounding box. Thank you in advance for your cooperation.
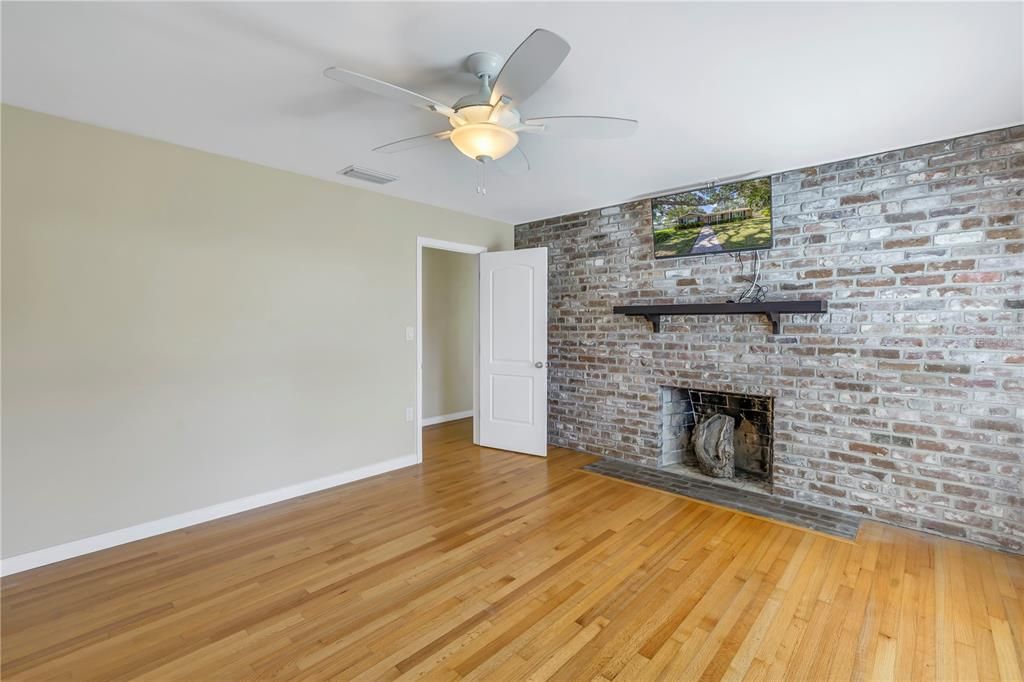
[515,125,1024,554]
[662,387,775,481]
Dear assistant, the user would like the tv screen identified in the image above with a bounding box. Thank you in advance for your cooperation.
[652,176,773,258]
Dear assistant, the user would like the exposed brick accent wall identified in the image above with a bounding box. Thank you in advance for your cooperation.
[515,125,1024,553]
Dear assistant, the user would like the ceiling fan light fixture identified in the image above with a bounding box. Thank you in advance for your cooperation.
[450,123,518,161]
[324,28,637,184]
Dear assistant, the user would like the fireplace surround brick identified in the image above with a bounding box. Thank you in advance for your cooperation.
[515,125,1024,554]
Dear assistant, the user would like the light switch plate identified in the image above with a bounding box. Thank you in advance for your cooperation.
[405,407,414,422]
[406,326,415,341]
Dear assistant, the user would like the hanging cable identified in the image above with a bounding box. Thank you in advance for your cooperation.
[733,250,767,303]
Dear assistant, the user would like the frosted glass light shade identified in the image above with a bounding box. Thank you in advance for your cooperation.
[449,123,519,161]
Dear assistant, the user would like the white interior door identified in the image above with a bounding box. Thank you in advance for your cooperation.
[478,247,548,456]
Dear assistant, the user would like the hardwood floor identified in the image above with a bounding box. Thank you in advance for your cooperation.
[3,418,1023,680]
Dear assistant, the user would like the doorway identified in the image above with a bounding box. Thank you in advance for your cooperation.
[415,237,487,463]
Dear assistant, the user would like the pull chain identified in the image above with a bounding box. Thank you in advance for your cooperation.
[476,159,487,196]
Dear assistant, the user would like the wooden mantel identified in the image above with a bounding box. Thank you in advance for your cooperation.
[612,300,829,334]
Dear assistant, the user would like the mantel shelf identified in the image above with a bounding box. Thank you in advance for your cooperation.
[612,300,829,334]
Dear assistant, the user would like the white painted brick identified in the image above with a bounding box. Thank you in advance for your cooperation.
[515,124,1024,554]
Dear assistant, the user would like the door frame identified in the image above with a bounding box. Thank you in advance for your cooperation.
[416,237,488,463]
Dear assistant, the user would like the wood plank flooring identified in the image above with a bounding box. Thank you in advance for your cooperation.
[2,418,1022,680]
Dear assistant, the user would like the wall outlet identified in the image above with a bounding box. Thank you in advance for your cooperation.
[406,326,415,341]
[405,407,414,422]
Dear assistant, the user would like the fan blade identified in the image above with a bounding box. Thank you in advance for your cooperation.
[521,116,638,139]
[373,130,452,154]
[629,171,763,201]
[323,67,454,116]
[490,29,570,106]
[495,147,530,175]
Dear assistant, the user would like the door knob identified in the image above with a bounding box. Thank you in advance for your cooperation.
[534,361,544,368]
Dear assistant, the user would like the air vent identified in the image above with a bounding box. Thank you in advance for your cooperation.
[337,165,398,185]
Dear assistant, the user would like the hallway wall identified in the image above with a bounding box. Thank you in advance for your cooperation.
[422,248,475,421]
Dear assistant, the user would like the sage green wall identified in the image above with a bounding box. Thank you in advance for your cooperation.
[422,248,475,420]
[1,105,512,558]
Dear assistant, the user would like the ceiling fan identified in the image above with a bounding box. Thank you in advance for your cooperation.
[323,29,638,176]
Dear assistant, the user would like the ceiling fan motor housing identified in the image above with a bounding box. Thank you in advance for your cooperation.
[464,52,502,81]
[450,103,519,127]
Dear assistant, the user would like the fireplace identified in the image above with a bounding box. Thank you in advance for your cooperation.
[660,387,774,491]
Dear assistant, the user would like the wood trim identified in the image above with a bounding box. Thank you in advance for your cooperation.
[612,300,828,334]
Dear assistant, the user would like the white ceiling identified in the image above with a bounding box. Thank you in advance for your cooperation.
[3,2,1022,225]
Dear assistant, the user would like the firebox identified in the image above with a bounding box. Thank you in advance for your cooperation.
[660,386,774,491]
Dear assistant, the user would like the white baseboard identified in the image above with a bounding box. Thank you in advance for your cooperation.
[0,453,417,577]
[421,410,473,427]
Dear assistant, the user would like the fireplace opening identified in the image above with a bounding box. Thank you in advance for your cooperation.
[660,386,774,492]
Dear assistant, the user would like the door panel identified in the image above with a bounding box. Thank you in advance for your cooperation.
[479,248,548,456]
[490,375,534,424]
[490,266,534,363]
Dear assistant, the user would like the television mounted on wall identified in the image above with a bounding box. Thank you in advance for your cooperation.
[651,176,773,259]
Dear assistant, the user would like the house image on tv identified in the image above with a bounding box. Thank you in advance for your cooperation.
[676,207,753,227]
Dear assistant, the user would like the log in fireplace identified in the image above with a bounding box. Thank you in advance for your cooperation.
[661,387,774,490]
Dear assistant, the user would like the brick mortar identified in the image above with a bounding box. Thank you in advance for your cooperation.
[516,125,1024,554]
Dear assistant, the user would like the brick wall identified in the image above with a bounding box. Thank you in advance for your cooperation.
[515,125,1024,553]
